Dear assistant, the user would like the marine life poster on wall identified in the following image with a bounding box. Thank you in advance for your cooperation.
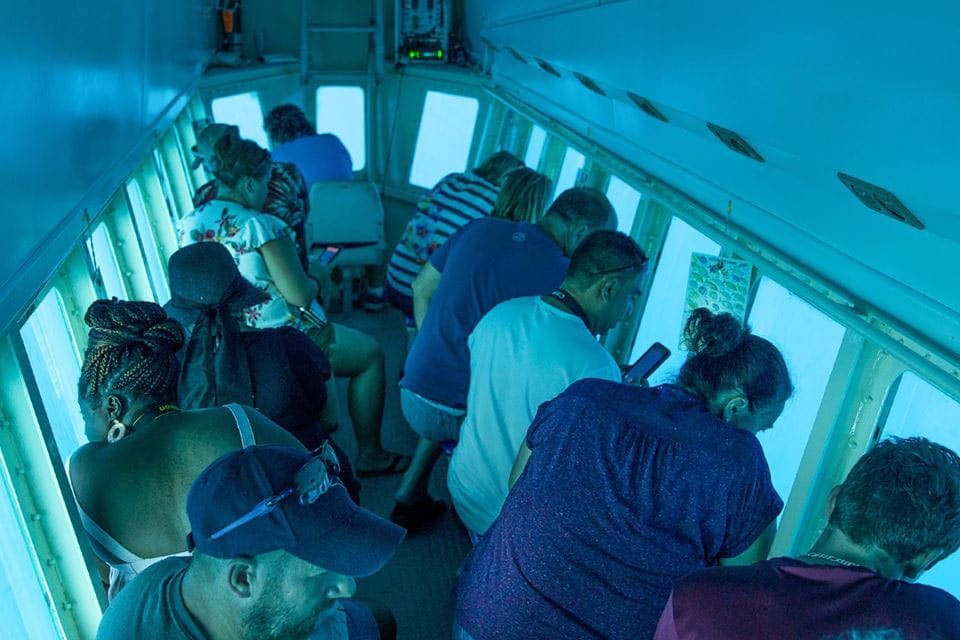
[681,253,752,348]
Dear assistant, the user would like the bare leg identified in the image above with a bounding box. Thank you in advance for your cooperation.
[393,437,442,503]
[326,323,405,471]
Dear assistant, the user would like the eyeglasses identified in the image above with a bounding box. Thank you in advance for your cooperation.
[209,443,343,541]
[588,259,649,277]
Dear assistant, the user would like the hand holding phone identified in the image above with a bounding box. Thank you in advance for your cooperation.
[317,245,341,266]
[623,342,671,386]
[298,301,329,328]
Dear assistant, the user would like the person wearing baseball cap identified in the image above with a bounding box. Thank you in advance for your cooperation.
[97,444,405,640]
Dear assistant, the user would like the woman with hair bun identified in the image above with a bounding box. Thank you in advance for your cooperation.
[68,299,304,599]
[454,307,794,640]
[178,134,409,476]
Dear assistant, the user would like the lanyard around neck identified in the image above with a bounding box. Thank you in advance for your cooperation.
[547,289,592,333]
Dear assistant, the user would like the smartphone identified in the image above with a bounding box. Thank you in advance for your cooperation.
[624,342,671,383]
[298,301,329,327]
[316,245,341,266]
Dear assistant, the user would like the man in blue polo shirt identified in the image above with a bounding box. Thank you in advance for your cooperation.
[390,187,616,530]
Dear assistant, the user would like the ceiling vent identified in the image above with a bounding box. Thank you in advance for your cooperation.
[706,123,765,163]
[574,72,606,96]
[626,92,668,123]
[837,172,924,230]
[535,57,561,77]
[506,47,527,64]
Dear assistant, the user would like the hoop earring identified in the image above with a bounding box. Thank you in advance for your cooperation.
[106,419,128,443]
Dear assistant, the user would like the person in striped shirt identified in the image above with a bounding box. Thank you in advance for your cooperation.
[384,151,524,318]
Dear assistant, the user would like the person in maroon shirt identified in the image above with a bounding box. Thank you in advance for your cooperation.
[655,437,960,640]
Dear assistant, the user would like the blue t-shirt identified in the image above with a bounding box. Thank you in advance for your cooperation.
[401,218,568,409]
[270,134,353,187]
[455,380,784,640]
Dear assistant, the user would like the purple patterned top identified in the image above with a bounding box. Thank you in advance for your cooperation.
[455,379,783,640]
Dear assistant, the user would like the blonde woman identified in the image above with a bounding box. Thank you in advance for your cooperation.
[488,167,553,224]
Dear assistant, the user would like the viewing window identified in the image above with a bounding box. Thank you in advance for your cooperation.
[86,223,128,300]
[126,182,171,304]
[630,218,721,383]
[211,92,269,149]
[316,86,366,170]
[0,466,63,639]
[524,126,547,169]
[409,91,479,189]
[748,278,845,506]
[19,290,85,462]
[881,372,960,597]
[553,147,585,196]
[606,176,642,235]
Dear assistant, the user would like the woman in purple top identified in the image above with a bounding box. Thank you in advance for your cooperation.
[454,308,793,640]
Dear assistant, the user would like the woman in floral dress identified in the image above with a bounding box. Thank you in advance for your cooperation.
[178,134,408,477]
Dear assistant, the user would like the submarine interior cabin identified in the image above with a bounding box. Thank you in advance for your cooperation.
[1,0,959,638]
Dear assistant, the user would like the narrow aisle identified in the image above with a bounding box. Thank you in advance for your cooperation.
[328,306,472,640]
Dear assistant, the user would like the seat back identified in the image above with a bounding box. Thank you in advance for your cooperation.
[307,180,385,266]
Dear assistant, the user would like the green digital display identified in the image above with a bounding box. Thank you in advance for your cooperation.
[407,49,445,60]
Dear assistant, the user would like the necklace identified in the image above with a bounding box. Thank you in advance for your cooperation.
[546,289,592,333]
[803,551,862,568]
[129,403,180,430]
[107,404,180,443]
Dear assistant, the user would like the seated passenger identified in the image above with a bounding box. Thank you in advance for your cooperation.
[654,437,960,640]
[177,135,408,476]
[384,151,525,317]
[163,242,359,500]
[454,308,793,640]
[448,230,648,535]
[391,187,616,530]
[264,103,352,186]
[69,299,305,598]
[191,123,311,269]
[96,445,405,640]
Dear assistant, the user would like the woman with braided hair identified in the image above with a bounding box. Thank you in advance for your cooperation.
[179,132,409,477]
[69,298,304,600]
[455,308,794,640]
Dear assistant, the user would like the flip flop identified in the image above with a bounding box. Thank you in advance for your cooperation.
[356,453,411,478]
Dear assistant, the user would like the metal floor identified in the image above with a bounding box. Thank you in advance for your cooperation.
[327,305,471,640]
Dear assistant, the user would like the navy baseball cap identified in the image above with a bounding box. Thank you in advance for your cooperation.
[187,445,405,577]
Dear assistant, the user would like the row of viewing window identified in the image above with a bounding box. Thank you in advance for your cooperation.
[5,81,960,639]
[210,83,960,597]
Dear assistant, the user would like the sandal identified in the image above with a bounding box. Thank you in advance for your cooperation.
[356,452,411,478]
[389,498,447,533]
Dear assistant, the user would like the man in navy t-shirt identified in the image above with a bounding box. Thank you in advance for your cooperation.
[655,437,960,640]
[390,187,616,530]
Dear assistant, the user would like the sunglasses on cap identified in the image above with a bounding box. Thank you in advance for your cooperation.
[209,443,343,541]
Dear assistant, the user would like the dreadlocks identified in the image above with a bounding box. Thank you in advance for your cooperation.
[79,299,184,406]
